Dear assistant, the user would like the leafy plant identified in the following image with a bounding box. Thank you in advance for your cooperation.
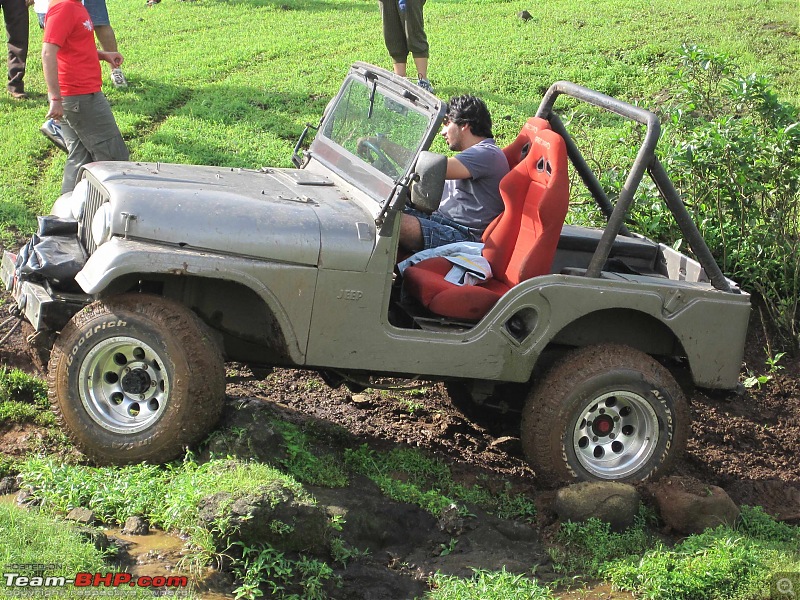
[633,46,800,350]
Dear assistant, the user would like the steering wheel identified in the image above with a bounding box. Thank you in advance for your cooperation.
[357,139,401,178]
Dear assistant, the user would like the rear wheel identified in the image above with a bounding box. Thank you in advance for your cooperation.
[48,294,225,464]
[521,344,689,483]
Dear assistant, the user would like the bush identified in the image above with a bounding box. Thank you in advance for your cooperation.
[629,45,800,350]
[588,46,800,350]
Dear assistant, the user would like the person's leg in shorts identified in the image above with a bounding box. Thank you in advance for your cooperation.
[400,208,475,253]
[83,0,128,87]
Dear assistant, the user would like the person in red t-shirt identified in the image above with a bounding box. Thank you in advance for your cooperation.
[42,0,128,193]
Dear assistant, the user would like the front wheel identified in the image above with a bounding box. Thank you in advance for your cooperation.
[48,294,225,465]
[521,344,689,483]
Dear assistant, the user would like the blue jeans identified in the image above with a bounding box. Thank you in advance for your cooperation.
[405,208,481,250]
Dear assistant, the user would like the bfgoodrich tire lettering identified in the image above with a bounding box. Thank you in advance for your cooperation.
[48,294,225,464]
[521,344,689,484]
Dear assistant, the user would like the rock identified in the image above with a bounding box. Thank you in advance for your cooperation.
[0,476,19,495]
[554,482,641,531]
[15,489,38,507]
[121,516,150,535]
[202,401,285,463]
[351,394,373,408]
[75,526,111,551]
[198,483,329,554]
[437,503,465,535]
[650,476,740,534]
[517,9,532,21]
[66,507,96,525]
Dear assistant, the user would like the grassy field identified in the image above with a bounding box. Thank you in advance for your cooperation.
[0,0,797,246]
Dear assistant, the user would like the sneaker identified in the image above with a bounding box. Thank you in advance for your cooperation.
[40,118,67,152]
[110,68,128,88]
[417,78,434,93]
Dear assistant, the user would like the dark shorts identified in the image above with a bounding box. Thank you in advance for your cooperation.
[405,208,481,250]
[84,0,111,26]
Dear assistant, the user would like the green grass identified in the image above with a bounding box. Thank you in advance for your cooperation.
[0,0,797,245]
[553,506,800,600]
[428,567,553,599]
[0,502,156,599]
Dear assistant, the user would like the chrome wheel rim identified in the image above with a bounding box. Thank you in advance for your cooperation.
[78,336,170,434]
[572,390,660,479]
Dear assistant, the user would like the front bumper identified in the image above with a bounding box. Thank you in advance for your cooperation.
[1,250,90,332]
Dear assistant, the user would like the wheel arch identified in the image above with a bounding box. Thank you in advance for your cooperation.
[550,307,684,358]
[96,272,302,366]
[76,239,313,365]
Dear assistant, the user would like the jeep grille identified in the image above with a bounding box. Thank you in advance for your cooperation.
[80,179,109,255]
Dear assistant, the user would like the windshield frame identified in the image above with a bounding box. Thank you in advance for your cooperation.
[308,62,446,212]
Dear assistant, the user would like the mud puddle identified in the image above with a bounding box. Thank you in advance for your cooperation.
[105,527,233,599]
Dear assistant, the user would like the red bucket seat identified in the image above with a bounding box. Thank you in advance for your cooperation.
[403,126,569,322]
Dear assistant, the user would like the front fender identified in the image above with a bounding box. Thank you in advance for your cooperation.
[76,238,316,363]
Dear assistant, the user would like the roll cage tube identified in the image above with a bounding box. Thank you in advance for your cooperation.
[536,81,733,293]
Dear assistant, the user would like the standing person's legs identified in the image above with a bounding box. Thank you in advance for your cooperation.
[84,0,128,87]
[60,93,129,193]
[405,0,429,85]
[3,0,29,98]
[379,0,409,76]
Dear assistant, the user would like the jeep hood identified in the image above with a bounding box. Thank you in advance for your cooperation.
[84,161,377,270]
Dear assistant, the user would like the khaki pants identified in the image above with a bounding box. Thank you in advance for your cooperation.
[60,92,129,193]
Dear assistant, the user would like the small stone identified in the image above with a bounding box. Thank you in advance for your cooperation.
[0,476,19,495]
[121,516,150,535]
[517,10,532,21]
[555,482,641,531]
[66,507,97,525]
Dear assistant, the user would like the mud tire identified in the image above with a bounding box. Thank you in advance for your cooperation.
[521,344,689,483]
[48,294,225,464]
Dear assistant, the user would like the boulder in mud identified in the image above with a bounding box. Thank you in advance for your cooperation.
[650,476,740,534]
[122,516,150,535]
[554,481,641,531]
[198,482,328,554]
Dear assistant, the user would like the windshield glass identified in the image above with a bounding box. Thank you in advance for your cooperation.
[321,78,431,180]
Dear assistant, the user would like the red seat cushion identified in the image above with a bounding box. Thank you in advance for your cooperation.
[402,257,509,321]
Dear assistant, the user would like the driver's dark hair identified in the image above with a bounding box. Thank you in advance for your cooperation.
[446,95,494,138]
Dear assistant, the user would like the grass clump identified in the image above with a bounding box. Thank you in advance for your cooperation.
[428,567,553,599]
[270,420,349,488]
[550,508,658,577]
[0,502,155,599]
[232,543,336,600]
[551,506,800,600]
[0,368,52,426]
[0,368,47,406]
[344,444,535,520]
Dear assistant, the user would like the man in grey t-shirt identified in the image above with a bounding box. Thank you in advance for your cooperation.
[400,95,509,253]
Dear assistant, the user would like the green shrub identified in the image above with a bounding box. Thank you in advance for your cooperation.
[0,368,48,407]
[602,507,800,600]
[428,568,553,600]
[617,45,800,349]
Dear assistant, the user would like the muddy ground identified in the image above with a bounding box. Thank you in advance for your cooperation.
[1,298,799,598]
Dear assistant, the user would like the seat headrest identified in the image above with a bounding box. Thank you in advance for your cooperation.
[503,116,551,169]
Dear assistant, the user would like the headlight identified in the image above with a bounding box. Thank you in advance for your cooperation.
[50,178,88,220]
[70,178,89,220]
[91,202,113,247]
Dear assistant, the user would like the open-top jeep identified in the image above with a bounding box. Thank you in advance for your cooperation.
[2,63,750,483]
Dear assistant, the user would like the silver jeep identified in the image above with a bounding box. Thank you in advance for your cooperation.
[1,63,750,483]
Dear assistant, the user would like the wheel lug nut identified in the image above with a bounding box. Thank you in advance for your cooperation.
[614,416,620,422]
[599,408,606,414]
[609,433,616,439]
[592,436,598,442]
